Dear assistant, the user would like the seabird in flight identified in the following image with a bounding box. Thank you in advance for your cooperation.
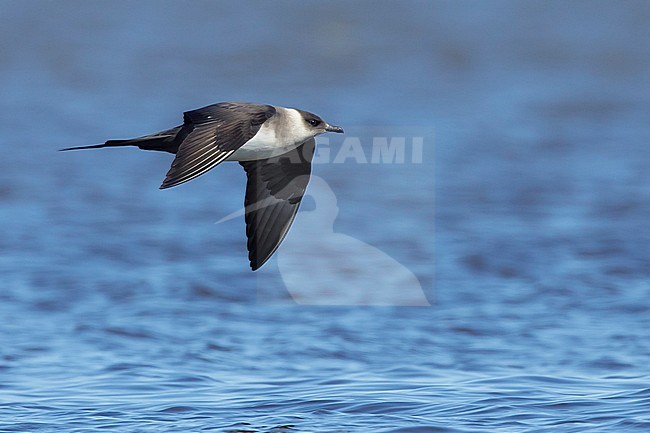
[61,102,344,270]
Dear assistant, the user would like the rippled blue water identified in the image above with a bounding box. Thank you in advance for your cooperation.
[1,1,650,431]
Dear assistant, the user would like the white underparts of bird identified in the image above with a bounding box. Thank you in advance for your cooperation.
[61,102,344,270]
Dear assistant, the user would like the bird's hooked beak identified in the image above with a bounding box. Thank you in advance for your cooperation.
[325,124,344,133]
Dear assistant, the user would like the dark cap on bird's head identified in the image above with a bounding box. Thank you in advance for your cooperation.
[295,109,344,134]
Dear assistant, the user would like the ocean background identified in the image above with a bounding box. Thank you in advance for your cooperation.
[1,1,649,431]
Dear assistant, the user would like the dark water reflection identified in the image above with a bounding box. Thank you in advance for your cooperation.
[1,1,650,431]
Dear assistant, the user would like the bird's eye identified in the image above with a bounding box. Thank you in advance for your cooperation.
[308,119,321,127]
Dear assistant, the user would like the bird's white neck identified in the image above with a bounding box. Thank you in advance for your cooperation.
[226,107,313,162]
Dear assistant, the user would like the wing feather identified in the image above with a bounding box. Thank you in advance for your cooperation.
[239,138,315,270]
[160,102,275,189]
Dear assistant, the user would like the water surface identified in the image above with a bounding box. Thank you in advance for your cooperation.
[1,1,650,431]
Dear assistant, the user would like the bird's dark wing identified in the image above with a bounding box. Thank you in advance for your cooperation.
[239,138,315,270]
[160,102,276,189]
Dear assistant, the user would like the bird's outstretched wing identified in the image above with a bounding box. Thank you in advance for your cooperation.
[160,102,276,189]
[239,138,315,270]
